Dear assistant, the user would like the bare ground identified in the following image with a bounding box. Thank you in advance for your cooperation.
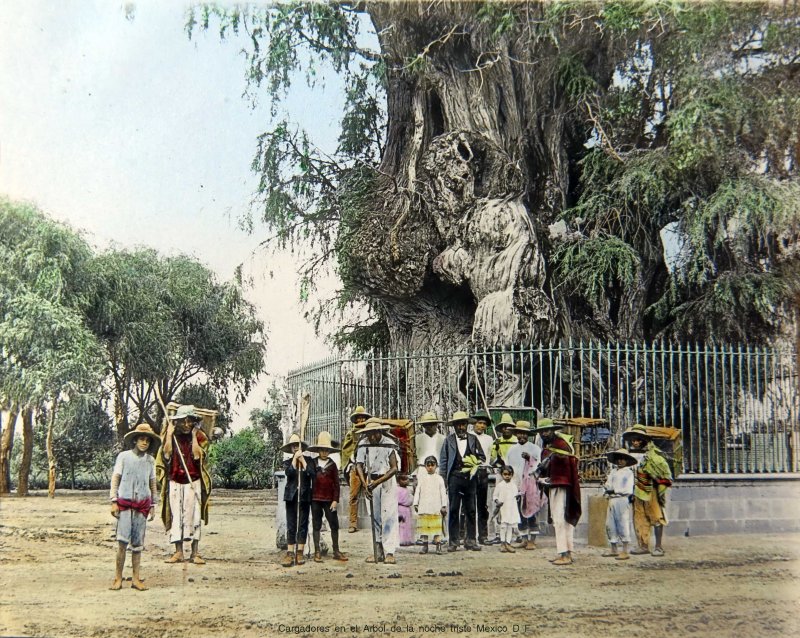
[1,489,799,638]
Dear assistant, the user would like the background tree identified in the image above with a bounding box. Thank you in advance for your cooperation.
[85,249,267,440]
[0,198,105,495]
[192,1,799,418]
[32,399,115,489]
[192,0,799,355]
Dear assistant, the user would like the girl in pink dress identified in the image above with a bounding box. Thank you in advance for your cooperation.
[396,474,415,546]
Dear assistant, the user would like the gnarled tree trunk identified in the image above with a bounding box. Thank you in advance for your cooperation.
[343,2,659,407]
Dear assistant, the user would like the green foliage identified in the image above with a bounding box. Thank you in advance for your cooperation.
[175,382,232,431]
[209,427,273,488]
[190,3,384,349]
[85,248,266,433]
[32,400,115,489]
[551,236,640,307]
[0,198,104,408]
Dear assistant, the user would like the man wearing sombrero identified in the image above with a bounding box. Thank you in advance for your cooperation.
[602,448,637,560]
[439,411,486,552]
[622,425,673,557]
[536,418,581,565]
[414,411,445,479]
[109,423,160,590]
[356,417,400,564]
[506,420,545,550]
[158,405,211,565]
[341,406,372,533]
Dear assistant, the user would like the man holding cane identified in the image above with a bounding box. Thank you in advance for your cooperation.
[159,404,210,565]
[356,418,399,564]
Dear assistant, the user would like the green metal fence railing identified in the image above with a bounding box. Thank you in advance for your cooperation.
[288,341,799,476]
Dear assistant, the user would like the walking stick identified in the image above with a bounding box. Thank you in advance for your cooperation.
[296,392,311,563]
[154,387,201,547]
[364,443,380,564]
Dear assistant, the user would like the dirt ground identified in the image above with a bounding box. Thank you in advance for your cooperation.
[1,489,799,638]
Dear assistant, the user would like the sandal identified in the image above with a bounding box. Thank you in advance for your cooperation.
[651,547,665,556]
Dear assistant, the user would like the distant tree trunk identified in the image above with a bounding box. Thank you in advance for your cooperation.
[47,406,57,498]
[17,408,34,496]
[0,406,18,494]
[114,392,129,444]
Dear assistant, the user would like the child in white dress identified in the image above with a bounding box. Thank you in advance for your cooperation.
[413,456,448,554]
[492,465,521,553]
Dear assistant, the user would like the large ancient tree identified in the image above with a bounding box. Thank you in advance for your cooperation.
[194,1,799,357]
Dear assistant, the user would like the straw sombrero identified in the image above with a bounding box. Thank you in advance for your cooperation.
[621,424,651,441]
[495,412,515,431]
[471,409,493,425]
[280,433,309,453]
[446,410,475,426]
[533,418,562,434]
[123,423,161,454]
[169,404,203,422]
[606,448,638,466]
[357,417,391,436]
[308,431,340,453]
[417,411,443,426]
[510,420,534,435]
[350,406,372,424]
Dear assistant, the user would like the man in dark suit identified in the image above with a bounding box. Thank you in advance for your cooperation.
[439,411,486,552]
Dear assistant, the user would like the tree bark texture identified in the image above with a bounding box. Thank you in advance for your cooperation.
[0,407,18,494]
[17,408,34,496]
[47,407,57,499]
[346,2,661,358]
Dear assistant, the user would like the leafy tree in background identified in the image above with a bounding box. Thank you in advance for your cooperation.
[0,198,105,495]
[31,399,114,489]
[85,249,267,440]
[209,428,272,488]
[192,1,799,355]
[175,381,232,432]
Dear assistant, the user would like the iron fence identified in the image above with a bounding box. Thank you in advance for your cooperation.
[288,341,799,477]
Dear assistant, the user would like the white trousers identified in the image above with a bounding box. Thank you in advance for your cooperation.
[168,480,202,543]
[605,496,632,544]
[371,479,399,555]
[550,487,575,554]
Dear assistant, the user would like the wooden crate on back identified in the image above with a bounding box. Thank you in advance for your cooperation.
[553,417,613,482]
[166,401,218,439]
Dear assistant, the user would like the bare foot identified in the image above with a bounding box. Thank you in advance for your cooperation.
[109,579,122,590]
[165,553,184,563]
[131,580,149,591]
[190,555,206,565]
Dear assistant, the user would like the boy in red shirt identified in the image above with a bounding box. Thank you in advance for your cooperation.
[309,432,348,563]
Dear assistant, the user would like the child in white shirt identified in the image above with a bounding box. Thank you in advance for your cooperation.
[492,465,521,553]
[603,448,636,560]
[413,456,448,554]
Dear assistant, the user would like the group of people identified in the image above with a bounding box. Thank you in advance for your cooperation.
[108,401,674,588]
[109,404,210,590]
[320,406,586,566]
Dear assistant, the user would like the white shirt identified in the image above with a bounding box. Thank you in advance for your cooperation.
[604,466,634,497]
[416,431,445,466]
[474,433,493,467]
[493,480,521,525]
[356,435,397,474]
[505,441,541,488]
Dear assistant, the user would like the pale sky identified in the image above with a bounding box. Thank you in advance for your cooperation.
[0,0,347,425]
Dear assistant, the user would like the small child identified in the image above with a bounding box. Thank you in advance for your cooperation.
[396,474,415,546]
[412,456,447,554]
[602,448,636,560]
[309,432,348,563]
[492,465,521,553]
[281,433,314,567]
[110,423,160,591]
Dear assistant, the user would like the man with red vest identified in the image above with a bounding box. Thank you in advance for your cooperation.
[536,418,581,565]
